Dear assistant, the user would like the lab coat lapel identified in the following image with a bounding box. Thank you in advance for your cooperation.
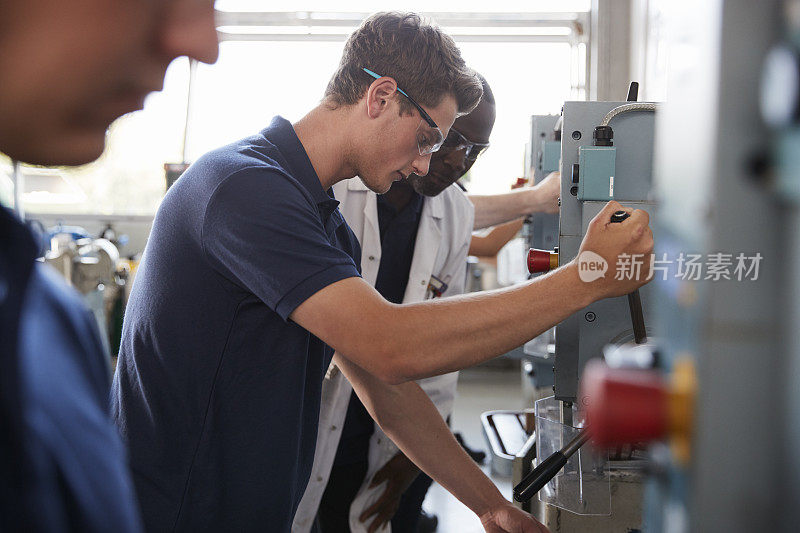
[402,194,443,303]
[343,179,382,285]
[360,190,381,286]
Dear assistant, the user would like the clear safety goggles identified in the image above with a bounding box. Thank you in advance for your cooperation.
[441,127,490,161]
[362,68,445,156]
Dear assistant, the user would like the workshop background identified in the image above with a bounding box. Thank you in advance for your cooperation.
[6,0,800,531]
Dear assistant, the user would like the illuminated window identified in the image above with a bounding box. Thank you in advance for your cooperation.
[3,4,589,215]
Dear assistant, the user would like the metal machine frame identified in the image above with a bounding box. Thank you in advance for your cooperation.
[555,100,657,403]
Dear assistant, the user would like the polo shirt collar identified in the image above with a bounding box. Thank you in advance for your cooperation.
[262,116,339,213]
[0,207,39,309]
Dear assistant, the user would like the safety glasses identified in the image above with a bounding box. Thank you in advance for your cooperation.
[362,68,445,156]
[441,127,490,162]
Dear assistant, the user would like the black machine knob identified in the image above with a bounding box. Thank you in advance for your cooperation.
[627,81,640,102]
[610,210,630,223]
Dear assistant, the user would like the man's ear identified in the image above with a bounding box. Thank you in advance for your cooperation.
[365,78,399,119]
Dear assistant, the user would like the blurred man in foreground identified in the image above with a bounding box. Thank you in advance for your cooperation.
[0,1,218,529]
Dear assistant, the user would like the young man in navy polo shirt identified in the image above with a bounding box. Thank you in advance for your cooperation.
[113,12,653,533]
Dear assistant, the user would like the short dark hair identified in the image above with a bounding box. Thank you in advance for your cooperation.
[476,73,495,106]
[325,12,483,115]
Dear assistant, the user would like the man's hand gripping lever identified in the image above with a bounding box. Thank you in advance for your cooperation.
[575,201,654,300]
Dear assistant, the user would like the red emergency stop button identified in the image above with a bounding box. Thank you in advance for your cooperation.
[580,358,696,464]
[527,249,559,274]
[581,360,668,447]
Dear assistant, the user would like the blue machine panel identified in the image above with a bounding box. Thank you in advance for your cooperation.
[578,146,617,201]
[541,140,561,173]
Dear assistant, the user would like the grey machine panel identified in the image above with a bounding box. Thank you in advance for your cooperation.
[527,114,561,251]
[522,115,562,389]
[555,101,657,402]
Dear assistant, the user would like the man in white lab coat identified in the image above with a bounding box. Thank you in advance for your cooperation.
[293,76,560,533]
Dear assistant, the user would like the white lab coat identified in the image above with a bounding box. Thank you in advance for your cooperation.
[291,178,474,533]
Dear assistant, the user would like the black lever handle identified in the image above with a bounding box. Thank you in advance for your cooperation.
[609,210,647,344]
[627,81,639,102]
[513,430,590,502]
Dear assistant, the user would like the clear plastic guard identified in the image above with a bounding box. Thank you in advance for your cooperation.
[535,396,611,515]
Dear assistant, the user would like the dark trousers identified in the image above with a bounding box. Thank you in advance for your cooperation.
[390,471,433,532]
[318,461,433,533]
[318,460,369,532]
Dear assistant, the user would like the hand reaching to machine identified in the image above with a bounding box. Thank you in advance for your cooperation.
[359,451,421,533]
[360,451,550,533]
[532,171,561,214]
[479,502,550,533]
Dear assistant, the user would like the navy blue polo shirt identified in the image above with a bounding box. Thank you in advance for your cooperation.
[0,207,142,532]
[111,117,361,531]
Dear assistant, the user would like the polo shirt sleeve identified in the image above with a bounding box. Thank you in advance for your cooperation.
[22,266,144,532]
[202,167,361,321]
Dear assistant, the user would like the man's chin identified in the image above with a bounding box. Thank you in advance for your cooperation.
[408,175,448,197]
[358,176,393,195]
[1,131,107,167]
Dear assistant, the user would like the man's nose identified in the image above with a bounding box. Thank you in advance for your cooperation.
[412,153,432,177]
[160,0,220,65]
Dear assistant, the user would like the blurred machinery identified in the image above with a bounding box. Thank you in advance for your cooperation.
[630,0,785,531]
[45,229,118,294]
[43,225,132,362]
[571,1,800,531]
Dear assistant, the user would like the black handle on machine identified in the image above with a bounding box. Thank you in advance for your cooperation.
[609,210,648,345]
[627,81,639,102]
[513,430,590,502]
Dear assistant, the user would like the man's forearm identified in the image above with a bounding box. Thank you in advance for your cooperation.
[469,218,525,257]
[335,354,506,518]
[469,189,541,230]
[382,264,594,382]
[300,264,594,385]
